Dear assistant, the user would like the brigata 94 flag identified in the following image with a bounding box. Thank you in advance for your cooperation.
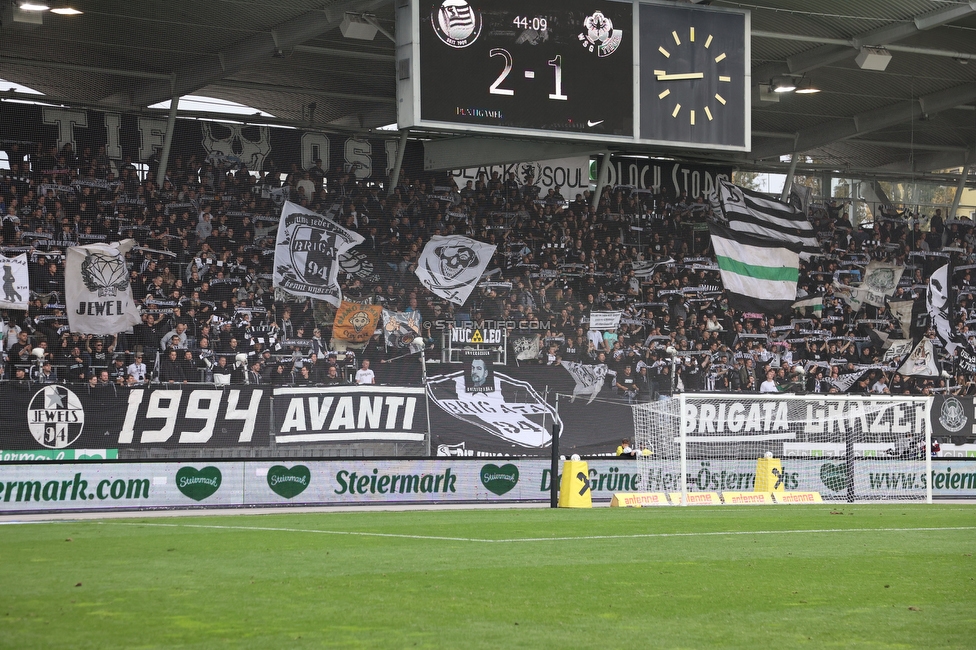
[415,235,495,305]
[273,201,364,306]
[66,239,142,335]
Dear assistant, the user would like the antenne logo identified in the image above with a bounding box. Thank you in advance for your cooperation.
[431,0,482,48]
[578,11,623,57]
[27,385,85,449]
[81,251,128,297]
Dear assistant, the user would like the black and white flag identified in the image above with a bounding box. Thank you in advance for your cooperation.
[897,338,939,378]
[382,309,424,353]
[66,239,142,335]
[512,334,541,361]
[0,253,29,311]
[415,235,495,306]
[273,201,364,307]
[561,361,608,405]
[711,179,820,260]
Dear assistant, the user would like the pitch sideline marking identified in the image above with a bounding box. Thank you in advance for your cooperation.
[103,522,976,544]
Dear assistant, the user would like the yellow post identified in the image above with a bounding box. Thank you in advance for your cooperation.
[558,460,592,508]
[755,455,785,492]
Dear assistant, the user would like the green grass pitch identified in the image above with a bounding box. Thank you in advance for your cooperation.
[1,505,974,648]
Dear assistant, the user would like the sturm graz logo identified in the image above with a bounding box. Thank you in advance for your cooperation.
[28,385,85,449]
[939,396,967,433]
[431,0,482,48]
[288,225,337,287]
[865,267,897,293]
[81,251,129,297]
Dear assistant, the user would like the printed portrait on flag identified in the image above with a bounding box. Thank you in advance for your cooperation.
[464,350,494,394]
[273,201,364,306]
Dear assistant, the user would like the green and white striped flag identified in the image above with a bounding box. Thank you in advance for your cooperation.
[791,296,824,316]
[709,221,799,314]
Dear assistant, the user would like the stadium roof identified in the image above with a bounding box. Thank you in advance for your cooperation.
[1,0,975,180]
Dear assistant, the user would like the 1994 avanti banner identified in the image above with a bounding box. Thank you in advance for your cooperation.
[3,371,976,460]
[0,366,638,458]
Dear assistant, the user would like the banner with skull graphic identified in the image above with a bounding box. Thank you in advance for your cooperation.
[415,235,496,306]
[333,300,383,346]
[66,239,142,335]
[273,201,364,306]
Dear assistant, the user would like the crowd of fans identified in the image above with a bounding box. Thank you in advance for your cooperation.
[1,137,974,398]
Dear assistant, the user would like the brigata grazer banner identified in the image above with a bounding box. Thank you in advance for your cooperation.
[1,458,974,512]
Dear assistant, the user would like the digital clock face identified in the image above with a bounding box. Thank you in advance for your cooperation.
[417,0,634,139]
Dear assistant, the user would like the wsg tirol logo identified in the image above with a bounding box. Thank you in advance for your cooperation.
[431,0,482,48]
[27,385,85,449]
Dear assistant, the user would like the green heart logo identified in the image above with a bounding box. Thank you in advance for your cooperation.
[481,463,519,496]
[175,466,222,501]
[267,465,311,499]
[819,463,848,492]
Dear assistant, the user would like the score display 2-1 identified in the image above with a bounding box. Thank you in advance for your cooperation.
[419,0,634,139]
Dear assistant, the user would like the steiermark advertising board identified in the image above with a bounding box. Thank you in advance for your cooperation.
[0,458,973,512]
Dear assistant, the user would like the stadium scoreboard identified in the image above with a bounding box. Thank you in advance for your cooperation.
[396,0,750,151]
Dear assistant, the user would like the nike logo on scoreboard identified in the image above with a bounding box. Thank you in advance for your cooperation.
[587,120,604,127]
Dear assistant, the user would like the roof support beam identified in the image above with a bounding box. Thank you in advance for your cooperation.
[874,149,970,175]
[752,2,976,86]
[785,2,976,74]
[210,80,394,105]
[104,0,392,109]
[751,82,976,161]
[424,137,600,171]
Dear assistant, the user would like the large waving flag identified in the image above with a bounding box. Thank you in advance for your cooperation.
[273,201,364,307]
[333,300,383,345]
[709,221,799,314]
[415,235,495,306]
[927,262,976,373]
[712,180,820,260]
[66,239,142,335]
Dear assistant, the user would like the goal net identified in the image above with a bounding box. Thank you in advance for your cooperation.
[633,394,933,503]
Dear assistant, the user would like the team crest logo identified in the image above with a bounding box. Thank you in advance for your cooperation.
[27,385,85,449]
[578,11,623,57]
[288,225,337,287]
[427,371,560,447]
[865,267,897,293]
[939,396,968,433]
[431,0,482,48]
[81,251,129,297]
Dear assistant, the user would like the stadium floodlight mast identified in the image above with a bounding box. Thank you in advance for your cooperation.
[633,393,934,505]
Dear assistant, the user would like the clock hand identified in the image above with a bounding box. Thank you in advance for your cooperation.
[655,72,704,81]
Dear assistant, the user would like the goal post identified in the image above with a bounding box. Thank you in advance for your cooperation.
[633,394,933,503]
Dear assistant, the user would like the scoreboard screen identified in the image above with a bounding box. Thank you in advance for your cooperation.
[397,0,750,151]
